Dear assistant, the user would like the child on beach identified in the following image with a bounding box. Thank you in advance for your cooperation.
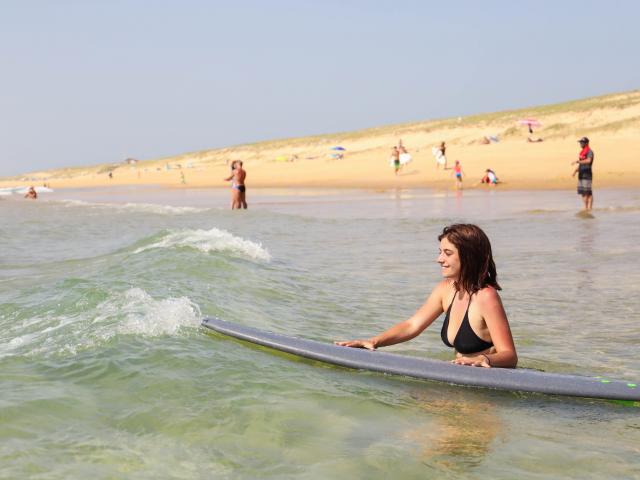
[452,160,464,189]
[336,224,517,368]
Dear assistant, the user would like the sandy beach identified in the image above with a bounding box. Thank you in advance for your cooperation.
[3,90,639,192]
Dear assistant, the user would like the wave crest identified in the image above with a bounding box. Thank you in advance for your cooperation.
[133,227,272,261]
[97,288,201,337]
[0,288,201,358]
[58,199,208,215]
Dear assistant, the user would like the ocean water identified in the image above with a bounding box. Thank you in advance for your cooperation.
[1,186,639,479]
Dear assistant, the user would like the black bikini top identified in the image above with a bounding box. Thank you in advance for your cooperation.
[441,293,493,354]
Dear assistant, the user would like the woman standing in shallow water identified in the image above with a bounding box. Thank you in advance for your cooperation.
[336,224,518,368]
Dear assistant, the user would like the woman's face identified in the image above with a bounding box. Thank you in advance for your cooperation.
[437,236,461,280]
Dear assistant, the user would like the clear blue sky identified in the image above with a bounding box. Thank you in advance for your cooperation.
[1,0,638,176]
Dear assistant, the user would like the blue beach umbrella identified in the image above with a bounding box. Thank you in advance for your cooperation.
[331,146,346,151]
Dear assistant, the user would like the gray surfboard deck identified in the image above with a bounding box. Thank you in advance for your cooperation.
[202,318,639,401]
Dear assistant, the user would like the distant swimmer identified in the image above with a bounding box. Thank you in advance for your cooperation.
[336,224,518,368]
[224,160,247,209]
[24,186,37,200]
[572,137,594,211]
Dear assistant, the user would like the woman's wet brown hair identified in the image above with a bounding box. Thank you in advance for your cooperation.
[438,224,500,294]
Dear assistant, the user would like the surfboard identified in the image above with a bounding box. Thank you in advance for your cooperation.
[431,147,446,165]
[202,318,639,401]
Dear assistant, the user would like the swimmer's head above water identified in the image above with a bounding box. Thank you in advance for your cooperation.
[438,224,500,294]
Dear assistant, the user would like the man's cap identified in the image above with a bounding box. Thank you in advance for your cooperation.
[578,137,589,144]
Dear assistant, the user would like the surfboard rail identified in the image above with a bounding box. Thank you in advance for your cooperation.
[202,317,639,401]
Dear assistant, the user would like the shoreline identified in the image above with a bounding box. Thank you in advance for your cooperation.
[3,90,639,192]
[2,176,636,193]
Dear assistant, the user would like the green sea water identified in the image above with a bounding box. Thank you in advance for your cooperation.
[1,186,639,479]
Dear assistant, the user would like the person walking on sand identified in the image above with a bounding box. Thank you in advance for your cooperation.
[572,137,594,211]
[336,224,517,368]
[432,141,447,169]
[390,146,401,176]
[452,160,464,189]
[437,141,447,169]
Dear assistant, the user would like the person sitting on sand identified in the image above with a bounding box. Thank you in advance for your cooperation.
[336,224,518,368]
[481,169,499,185]
[24,186,37,200]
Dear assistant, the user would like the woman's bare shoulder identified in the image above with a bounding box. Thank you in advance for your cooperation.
[475,286,502,305]
[432,279,454,297]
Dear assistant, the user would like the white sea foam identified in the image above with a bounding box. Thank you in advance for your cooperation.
[95,288,201,337]
[0,186,54,195]
[57,199,207,215]
[134,227,272,261]
[0,288,201,358]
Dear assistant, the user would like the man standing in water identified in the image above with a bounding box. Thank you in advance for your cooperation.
[572,137,594,211]
[236,161,247,209]
[224,160,247,209]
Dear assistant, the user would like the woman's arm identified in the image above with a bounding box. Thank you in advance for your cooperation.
[335,281,448,350]
[454,288,517,368]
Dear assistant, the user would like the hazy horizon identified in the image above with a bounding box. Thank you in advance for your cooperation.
[2,0,639,176]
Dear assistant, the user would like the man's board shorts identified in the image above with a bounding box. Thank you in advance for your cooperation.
[394,159,400,170]
[577,178,592,195]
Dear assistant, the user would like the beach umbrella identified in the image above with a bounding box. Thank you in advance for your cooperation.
[331,146,346,151]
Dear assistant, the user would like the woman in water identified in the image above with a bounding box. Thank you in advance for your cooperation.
[336,224,517,368]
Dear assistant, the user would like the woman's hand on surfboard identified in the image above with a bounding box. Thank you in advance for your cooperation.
[334,339,376,350]
[452,355,491,368]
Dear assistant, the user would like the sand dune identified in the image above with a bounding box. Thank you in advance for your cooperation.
[3,90,639,191]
